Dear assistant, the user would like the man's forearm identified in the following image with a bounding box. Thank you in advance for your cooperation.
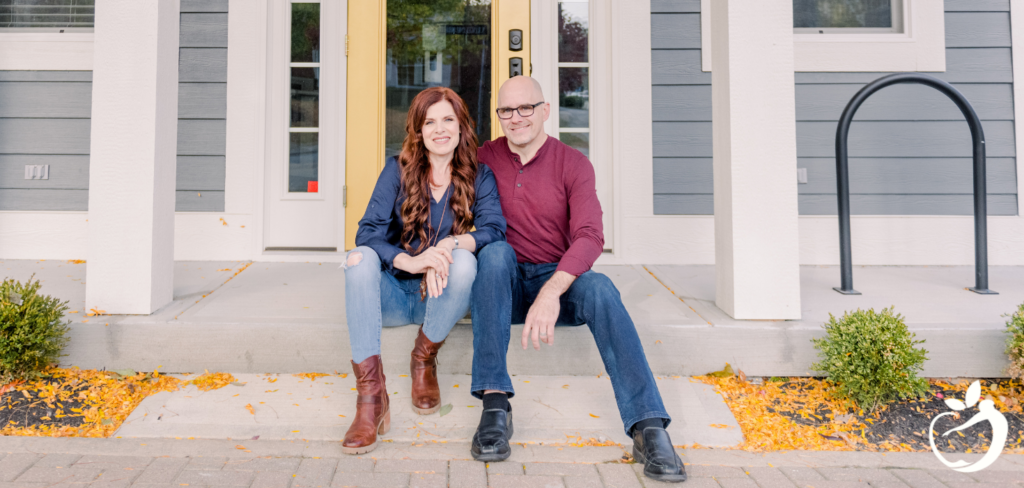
[537,270,576,300]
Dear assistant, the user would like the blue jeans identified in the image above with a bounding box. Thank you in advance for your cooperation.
[343,246,477,363]
[470,241,670,435]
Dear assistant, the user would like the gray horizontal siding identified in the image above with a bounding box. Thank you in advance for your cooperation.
[177,156,226,191]
[799,194,1018,215]
[182,0,228,13]
[0,189,88,211]
[0,71,91,82]
[797,121,1016,158]
[179,83,227,119]
[792,49,1013,84]
[655,194,1019,216]
[651,12,700,49]
[0,71,91,210]
[0,118,90,155]
[177,190,225,211]
[651,0,700,13]
[0,155,88,190]
[654,158,1018,195]
[652,2,1019,216]
[177,0,228,211]
[180,13,228,48]
[179,48,228,83]
[944,0,1008,12]
[0,82,92,118]
[945,12,1010,48]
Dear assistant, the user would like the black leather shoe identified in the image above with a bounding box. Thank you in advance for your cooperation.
[632,426,687,482]
[471,406,514,462]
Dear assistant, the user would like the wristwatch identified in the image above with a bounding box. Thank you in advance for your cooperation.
[450,235,459,250]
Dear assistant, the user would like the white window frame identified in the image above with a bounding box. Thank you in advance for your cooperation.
[700,0,946,72]
[0,31,93,70]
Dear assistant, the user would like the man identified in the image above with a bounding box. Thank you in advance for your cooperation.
[468,76,687,483]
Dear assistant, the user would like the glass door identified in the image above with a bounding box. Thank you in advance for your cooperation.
[345,0,530,250]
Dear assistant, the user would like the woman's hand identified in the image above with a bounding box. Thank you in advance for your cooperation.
[424,267,448,297]
[393,246,453,276]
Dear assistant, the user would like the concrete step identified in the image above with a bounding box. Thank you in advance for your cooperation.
[3,259,1017,377]
[113,374,743,448]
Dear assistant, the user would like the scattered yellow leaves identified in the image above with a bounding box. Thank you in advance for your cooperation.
[187,371,238,391]
[293,373,330,381]
[67,260,85,264]
[589,413,600,418]
[0,367,181,438]
[245,404,255,415]
[697,375,869,452]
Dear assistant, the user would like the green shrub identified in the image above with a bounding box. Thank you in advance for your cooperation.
[811,307,929,412]
[0,277,70,383]
[1005,302,1024,381]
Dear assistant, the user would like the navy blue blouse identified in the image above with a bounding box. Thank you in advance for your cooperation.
[355,156,507,279]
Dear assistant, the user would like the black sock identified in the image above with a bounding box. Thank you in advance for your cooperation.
[482,392,510,411]
[631,418,665,436]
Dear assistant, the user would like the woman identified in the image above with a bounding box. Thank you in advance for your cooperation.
[341,87,505,454]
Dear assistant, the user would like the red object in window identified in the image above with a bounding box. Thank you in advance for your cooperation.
[308,181,318,193]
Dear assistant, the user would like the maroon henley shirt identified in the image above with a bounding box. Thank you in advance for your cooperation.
[478,136,604,276]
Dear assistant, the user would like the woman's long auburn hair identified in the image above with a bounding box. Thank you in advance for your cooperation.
[398,87,479,254]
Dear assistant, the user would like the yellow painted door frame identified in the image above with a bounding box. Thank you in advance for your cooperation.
[345,0,530,250]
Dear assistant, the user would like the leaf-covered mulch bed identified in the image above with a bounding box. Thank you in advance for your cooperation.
[0,368,236,437]
[697,375,1024,454]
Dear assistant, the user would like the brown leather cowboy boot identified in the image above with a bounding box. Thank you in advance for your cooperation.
[410,326,445,415]
[341,355,389,454]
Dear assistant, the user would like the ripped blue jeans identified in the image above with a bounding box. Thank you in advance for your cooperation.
[342,246,477,363]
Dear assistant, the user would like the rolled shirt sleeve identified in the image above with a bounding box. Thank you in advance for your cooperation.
[354,159,407,270]
[467,165,507,249]
[555,153,604,276]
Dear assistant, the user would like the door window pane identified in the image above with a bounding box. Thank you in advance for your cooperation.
[289,133,319,193]
[794,0,894,29]
[558,67,588,128]
[291,3,320,63]
[384,0,492,158]
[559,132,588,158]
[558,1,588,63]
[291,67,319,127]
[0,0,94,29]
[288,2,320,193]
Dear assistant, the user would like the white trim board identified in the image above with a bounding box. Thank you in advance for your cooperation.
[1011,0,1024,218]
[0,212,252,261]
[0,33,94,70]
[699,0,945,72]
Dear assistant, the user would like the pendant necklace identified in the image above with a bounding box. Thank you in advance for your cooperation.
[420,183,452,301]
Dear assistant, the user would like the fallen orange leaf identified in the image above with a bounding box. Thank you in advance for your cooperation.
[235,445,246,450]
[245,404,255,415]
[589,413,600,418]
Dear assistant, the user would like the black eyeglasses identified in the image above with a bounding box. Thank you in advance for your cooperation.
[495,101,545,119]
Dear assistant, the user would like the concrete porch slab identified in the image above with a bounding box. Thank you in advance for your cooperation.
[1,259,1018,377]
[114,374,742,448]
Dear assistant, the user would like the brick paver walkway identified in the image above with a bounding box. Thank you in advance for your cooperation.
[1,438,1022,487]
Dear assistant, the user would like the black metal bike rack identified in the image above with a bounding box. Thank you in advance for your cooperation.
[833,73,997,295]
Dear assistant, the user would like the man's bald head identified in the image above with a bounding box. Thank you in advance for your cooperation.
[497,76,545,107]
[496,76,550,149]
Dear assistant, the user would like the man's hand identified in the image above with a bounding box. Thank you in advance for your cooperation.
[521,270,577,350]
[522,294,559,350]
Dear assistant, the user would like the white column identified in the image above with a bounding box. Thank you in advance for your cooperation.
[86,0,180,314]
[711,0,802,319]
